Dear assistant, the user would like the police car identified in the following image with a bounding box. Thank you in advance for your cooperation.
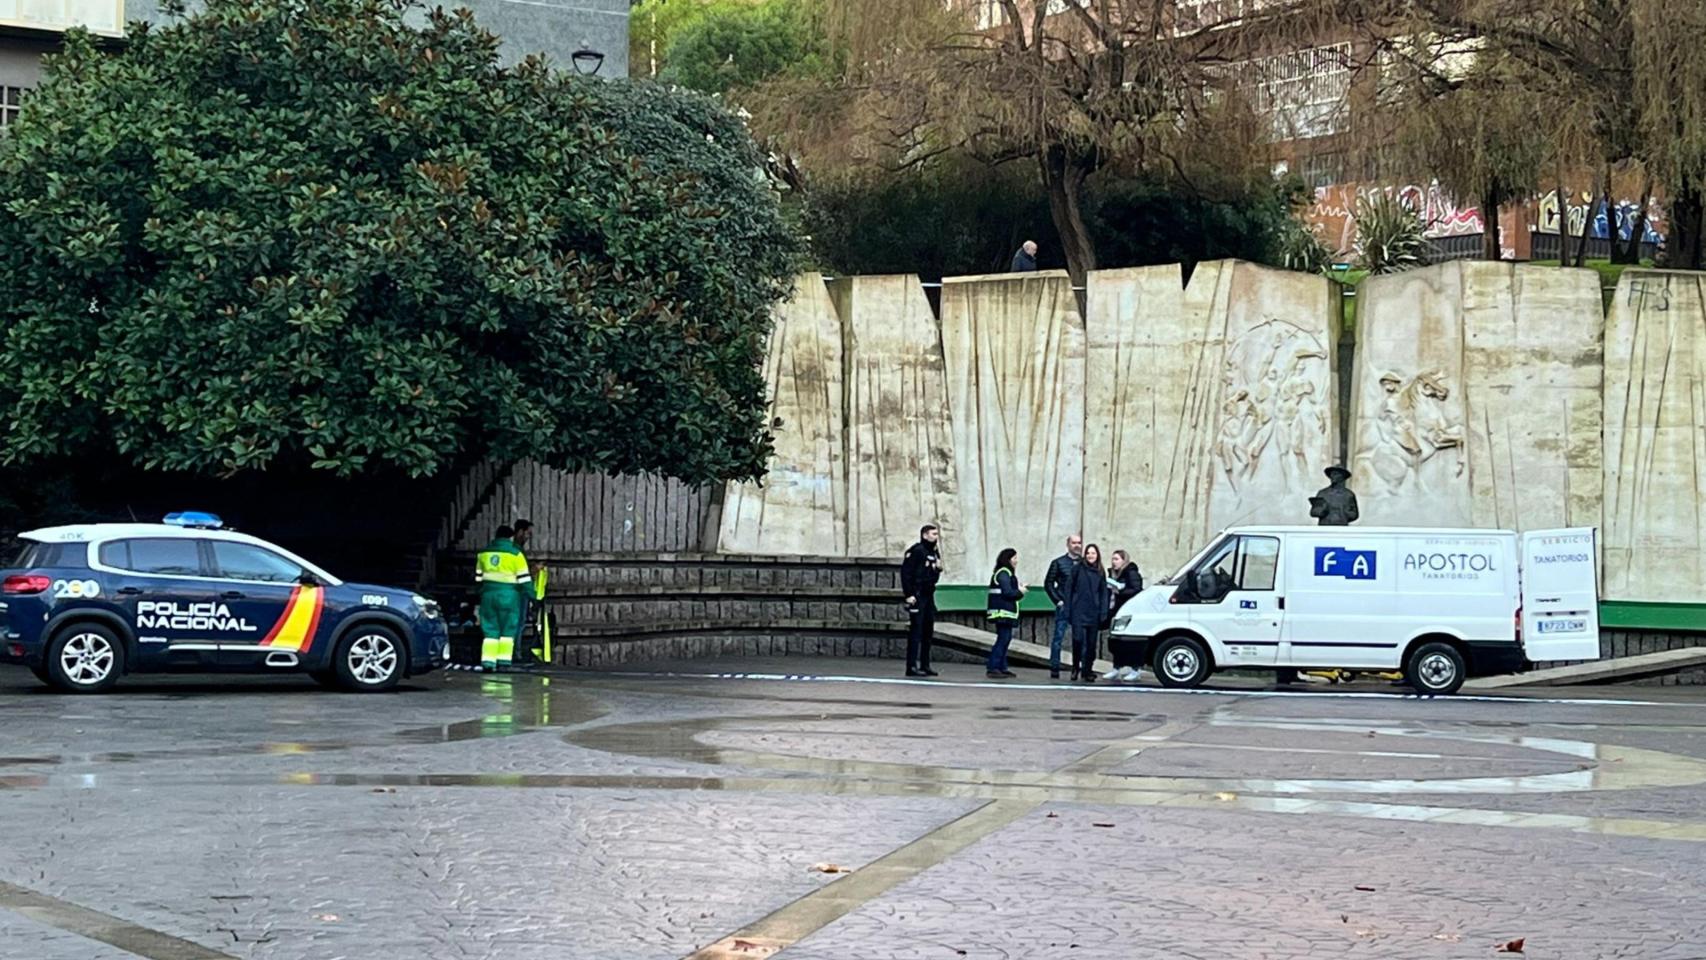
[0,513,448,693]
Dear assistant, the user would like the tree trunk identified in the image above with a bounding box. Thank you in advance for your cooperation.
[1614,177,1654,265]
[1039,145,1097,295]
[1555,168,1571,267]
[1573,171,1598,268]
[1481,181,1502,261]
[1669,183,1705,271]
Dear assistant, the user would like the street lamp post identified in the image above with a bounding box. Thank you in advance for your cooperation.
[571,47,606,77]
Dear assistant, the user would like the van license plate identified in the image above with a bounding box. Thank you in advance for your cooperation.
[1536,619,1587,634]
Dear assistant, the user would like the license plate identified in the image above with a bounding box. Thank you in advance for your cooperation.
[1536,618,1587,634]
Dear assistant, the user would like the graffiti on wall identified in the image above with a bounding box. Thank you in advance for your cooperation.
[1311,181,1485,254]
[1536,190,1666,244]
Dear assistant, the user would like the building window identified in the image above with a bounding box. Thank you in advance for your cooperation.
[1242,43,1352,141]
[1300,151,1345,189]
[1,86,26,130]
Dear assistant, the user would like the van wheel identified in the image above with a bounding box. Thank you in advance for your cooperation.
[1153,636,1211,689]
[1405,642,1465,696]
[45,624,125,694]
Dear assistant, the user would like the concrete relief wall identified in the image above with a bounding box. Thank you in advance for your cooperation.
[719,275,847,556]
[1350,265,1474,525]
[1603,271,1706,602]
[941,271,1086,585]
[833,276,965,576]
[1351,263,1602,532]
[1460,264,1604,532]
[1084,261,1337,575]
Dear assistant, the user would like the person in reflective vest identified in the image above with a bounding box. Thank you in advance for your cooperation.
[475,524,531,672]
[984,547,1025,679]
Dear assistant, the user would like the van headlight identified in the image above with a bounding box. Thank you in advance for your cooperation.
[1111,616,1130,633]
[413,595,441,620]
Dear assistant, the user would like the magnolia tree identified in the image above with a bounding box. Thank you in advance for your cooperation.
[0,0,798,483]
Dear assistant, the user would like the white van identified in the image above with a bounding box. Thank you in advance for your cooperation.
[1108,526,1600,695]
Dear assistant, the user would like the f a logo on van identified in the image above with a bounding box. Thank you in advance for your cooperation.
[1314,547,1376,580]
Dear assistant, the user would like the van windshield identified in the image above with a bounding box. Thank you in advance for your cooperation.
[1163,534,1229,585]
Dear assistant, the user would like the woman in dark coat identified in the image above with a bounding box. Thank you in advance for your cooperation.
[1061,543,1111,682]
[1103,549,1145,681]
[984,547,1025,679]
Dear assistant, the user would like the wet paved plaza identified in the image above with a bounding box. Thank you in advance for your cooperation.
[3,658,1706,959]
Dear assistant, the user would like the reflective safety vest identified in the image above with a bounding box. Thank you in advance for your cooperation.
[986,567,1020,620]
[475,539,532,593]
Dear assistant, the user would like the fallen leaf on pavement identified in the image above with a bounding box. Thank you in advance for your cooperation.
[731,940,762,952]
[809,863,849,874]
[1339,914,1348,923]
[1497,938,1525,953]
[1354,885,1376,892]
[312,914,339,922]
[1091,822,1116,828]
[1432,933,1460,942]
[1214,792,1236,801]
[1045,812,1059,818]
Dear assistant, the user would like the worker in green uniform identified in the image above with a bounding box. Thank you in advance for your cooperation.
[475,524,531,672]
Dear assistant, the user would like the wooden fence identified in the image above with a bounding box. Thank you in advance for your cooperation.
[452,461,720,554]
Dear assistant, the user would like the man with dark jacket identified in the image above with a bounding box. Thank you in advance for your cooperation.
[1010,240,1039,272]
[900,524,943,677]
[1042,534,1083,679]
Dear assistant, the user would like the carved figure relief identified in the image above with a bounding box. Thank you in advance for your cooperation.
[1214,319,1331,499]
[1356,369,1465,495]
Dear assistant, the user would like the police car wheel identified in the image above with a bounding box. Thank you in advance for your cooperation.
[1153,635,1210,689]
[46,624,125,694]
[1405,642,1465,696]
[333,627,404,692]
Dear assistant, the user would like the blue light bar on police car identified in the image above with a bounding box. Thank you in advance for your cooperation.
[163,511,223,529]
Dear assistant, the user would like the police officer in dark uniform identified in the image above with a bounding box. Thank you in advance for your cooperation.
[900,524,942,677]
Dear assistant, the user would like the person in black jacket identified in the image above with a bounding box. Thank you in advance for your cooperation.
[1042,534,1083,679]
[900,524,943,677]
[984,547,1025,679]
[1060,543,1111,682]
[1103,549,1146,682]
[1010,240,1039,272]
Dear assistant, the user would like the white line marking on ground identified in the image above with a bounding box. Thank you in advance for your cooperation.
[597,670,1687,707]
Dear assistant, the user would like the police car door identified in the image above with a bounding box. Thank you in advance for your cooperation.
[95,537,221,668]
[1520,528,1601,662]
[206,541,321,669]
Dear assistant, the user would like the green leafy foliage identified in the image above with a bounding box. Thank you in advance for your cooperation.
[662,1,829,96]
[804,160,1303,281]
[1353,194,1427,275]
[1277,216,1336,275]
[0,0,798,484]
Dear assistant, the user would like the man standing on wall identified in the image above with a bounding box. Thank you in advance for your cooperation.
[1044,534,1083,680]
[901,524,943,678]
[1010,240,1039,272]
[475,524,532,673]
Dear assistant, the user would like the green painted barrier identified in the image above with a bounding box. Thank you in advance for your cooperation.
[934,586,1706,634]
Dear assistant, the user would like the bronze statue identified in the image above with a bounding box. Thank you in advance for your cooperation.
[1309,465,1359,526]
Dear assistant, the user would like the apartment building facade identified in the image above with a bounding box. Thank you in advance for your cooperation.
[1,0,630,127]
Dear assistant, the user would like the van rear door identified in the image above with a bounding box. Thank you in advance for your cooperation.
[1520,528,1600,662]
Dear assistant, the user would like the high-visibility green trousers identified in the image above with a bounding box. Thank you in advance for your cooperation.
[479,587,524,670]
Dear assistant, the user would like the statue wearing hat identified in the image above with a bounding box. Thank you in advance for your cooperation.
[1309,464,1359,526]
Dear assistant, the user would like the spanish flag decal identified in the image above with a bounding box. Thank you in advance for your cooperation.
[261,586,325,653]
